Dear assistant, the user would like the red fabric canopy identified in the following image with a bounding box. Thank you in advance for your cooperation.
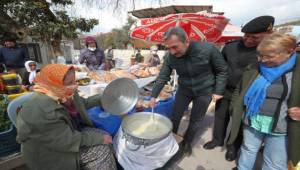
[130,12,229,43]
[216,24,243,43]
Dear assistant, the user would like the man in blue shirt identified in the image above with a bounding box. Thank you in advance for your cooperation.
[0,37,28,77]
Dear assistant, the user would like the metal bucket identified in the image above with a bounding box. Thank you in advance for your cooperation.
[101,78,138,115]
[121,112,173,151]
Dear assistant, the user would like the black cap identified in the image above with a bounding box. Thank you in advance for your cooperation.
[242,16,275,33]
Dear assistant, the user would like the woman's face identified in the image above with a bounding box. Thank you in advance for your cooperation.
[63,70,76,86]
[88,42,97,48]
[29,62,37,71]
[63,69,78,97]
[257,49,292,67]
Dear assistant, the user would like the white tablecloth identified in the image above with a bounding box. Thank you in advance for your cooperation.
[78,76,157,98]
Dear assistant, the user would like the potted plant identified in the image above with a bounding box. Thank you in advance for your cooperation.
[0,94,20,157]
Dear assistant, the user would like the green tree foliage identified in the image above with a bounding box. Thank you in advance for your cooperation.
[96,16,136,49]
[0,94,10,132]
[0,0,98,56]
[276,20,300,27]
[1,0,98,41]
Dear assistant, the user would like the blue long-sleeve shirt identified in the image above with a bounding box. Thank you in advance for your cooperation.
[0,47,28,69]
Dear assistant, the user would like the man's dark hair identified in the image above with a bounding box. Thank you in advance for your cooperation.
[3,34,17,42]
[164,27,188,43]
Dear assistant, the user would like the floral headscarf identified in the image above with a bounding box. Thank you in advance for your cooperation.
[33,64,77,101]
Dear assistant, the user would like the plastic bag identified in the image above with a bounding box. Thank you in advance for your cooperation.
[113,128,179,170]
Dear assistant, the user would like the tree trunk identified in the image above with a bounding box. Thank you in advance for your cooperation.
[51,38,63,57]
[0,11,22,39]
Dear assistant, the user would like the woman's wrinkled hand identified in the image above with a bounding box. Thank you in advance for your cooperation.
[288,107,300,121]
[103,134,113,144]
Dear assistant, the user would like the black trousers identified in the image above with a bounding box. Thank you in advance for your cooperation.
[212,97,243,150]
[172,91,211,143]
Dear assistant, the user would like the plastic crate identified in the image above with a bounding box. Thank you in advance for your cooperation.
[142,97,175,118]
[87,107,122,136]
[0,125,20,158]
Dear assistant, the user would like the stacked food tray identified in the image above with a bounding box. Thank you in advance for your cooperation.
[0,73,27,101]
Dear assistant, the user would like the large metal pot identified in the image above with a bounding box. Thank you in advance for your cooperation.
[101,78,138,115]
[121,112,173,151]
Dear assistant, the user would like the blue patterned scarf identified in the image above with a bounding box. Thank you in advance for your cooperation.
[244,53,297,118]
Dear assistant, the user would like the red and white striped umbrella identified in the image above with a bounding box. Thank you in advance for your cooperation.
[130,12,229,43]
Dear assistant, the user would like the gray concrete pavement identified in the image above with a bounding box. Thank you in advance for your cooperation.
[176,112,236,170]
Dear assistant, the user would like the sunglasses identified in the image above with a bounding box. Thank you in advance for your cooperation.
[29,64,36,67]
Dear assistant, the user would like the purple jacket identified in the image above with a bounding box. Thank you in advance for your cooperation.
[79,48,105,70]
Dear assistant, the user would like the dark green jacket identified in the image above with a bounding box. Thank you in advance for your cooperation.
[16,92,104,170]
[221,39,258,99]
[222,39,258,89]
[151,41,228,97]
[229,54,300,167]
[135,52,144,63]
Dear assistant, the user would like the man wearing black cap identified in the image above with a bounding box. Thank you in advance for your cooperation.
[203,16,274,162]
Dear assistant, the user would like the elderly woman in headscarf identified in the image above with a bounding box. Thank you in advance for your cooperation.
[22,60,40,89]
[79,36,105,70]
[16,64,116,170]
[229,32,300,170]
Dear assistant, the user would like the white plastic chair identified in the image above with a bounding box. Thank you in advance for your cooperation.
[7,92,33,126]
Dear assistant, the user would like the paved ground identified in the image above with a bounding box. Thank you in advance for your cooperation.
[174,111,236,170]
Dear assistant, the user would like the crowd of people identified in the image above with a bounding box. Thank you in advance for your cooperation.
[134,45,161,67]
[149,15,300,170]
[1,14,300,170]
[204,16,275,162]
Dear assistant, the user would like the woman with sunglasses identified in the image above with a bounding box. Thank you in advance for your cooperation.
[229,32,300,170]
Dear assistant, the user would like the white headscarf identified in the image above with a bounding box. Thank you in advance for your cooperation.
[24,60,37,84]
